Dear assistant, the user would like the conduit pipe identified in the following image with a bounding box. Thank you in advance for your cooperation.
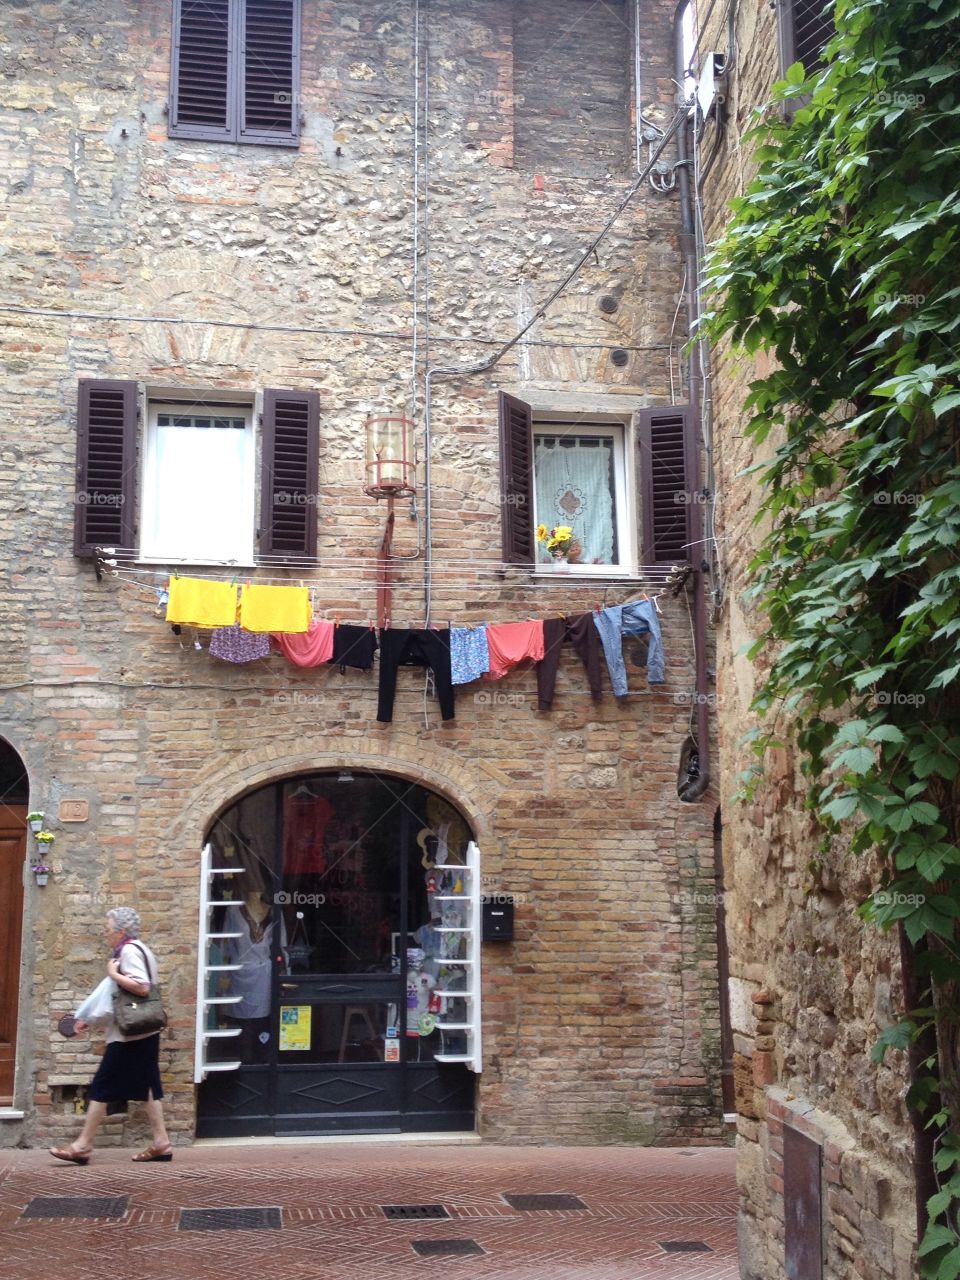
[672,2,711,803]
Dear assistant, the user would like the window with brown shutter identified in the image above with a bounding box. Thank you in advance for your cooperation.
[639,406,692,564]
[74,380,138,558]
[170,0,301,147]
[259,389,320,561]
[498,392,534,564]
[778,0,834,76]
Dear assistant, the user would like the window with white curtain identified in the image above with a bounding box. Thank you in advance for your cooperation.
[141,401,255,562]
[533,421,629,570]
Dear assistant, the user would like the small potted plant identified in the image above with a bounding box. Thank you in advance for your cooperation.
[35,830,56,848]
[31,863,52,886]
[26,811,44,833]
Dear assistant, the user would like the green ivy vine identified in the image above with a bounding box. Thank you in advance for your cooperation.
[702,0,960,1273]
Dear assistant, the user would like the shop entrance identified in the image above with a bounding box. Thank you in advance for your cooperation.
[196,772,476,1137]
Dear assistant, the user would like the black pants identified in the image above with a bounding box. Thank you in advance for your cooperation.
[332,623,378,671]
[377,628,456,722]
[536,613,604,710]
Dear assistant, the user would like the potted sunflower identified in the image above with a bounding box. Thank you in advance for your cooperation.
[536,523,582,568]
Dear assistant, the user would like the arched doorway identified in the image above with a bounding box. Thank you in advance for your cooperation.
[0,739,28,1102]
[196,770,477,1137]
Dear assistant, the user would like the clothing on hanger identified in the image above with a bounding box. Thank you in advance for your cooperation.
[449,625,490,685]
[239,584,311,634]
[283,793,335,876]
[536,612,604,710]
[166,577,238,628]
[208,624,271,664]
[377,628,455,723]
[593,599,666,695]
[273,619,335,667]
[483,620,545,681]
[331,623,378,671]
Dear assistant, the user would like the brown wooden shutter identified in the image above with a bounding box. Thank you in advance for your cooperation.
[74,380,138,558]
[170,0,236,141]
[240,0,301,146]
[260,389,319,560]
[778,0,833,74]
[498,392,534,564]
[639,405,692,564]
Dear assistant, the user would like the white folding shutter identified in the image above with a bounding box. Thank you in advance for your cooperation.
[194,843,245,1082]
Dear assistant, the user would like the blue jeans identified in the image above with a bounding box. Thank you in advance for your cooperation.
[593,600,665,694]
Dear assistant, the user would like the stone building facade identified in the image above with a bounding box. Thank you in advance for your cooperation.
[688,0,918,1276]
[0,1,725,1150]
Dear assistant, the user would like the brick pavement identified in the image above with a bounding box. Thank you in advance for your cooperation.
[0,1143,738,1279]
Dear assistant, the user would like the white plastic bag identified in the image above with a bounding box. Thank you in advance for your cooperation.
[74,976,117,1024]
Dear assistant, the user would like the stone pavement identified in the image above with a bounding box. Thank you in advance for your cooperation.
[0,1141,738,1279]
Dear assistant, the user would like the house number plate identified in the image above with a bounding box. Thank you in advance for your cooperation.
[59,800,89,823]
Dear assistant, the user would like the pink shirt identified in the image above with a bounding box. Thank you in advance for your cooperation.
[273,620,335,667]
[483,621,545,680]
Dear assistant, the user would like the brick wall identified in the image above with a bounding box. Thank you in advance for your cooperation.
[692,0,917,1273]
[0,0,724,1149]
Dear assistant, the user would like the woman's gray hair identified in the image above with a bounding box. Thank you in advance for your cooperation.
[107,906,141,937]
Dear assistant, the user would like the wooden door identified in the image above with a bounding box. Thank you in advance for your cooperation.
[0,806,25,1099]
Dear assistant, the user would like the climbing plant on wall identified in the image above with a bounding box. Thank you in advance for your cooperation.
[703,0,960,1273]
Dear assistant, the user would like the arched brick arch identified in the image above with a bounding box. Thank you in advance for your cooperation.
[164,740,497,859]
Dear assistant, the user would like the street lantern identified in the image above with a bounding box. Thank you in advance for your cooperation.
[363,415,416,500]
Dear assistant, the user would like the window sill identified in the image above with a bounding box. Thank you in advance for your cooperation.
[531,563,641,581]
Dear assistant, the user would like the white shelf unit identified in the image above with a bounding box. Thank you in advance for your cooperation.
[432,840,482,1072]
[194,844,244,1082]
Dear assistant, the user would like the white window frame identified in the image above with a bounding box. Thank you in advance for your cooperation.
[139,390,257,566]
[531,412,638,578]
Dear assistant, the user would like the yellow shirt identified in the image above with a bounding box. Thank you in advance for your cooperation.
[239,585,311,634]
[166,577,238,628]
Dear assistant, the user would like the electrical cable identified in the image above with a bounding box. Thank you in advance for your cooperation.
[0,305,671,357]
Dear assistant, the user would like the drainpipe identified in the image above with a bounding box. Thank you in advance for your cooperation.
[674,4,710,803]
[899,929,939,1248]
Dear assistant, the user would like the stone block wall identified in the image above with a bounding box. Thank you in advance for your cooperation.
[0,0,725,1148]
[691,0,918,1273]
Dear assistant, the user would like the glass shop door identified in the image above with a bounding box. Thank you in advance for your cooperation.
[196,773,476,1137]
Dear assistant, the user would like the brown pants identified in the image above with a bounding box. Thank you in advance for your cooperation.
[536,613,604,710]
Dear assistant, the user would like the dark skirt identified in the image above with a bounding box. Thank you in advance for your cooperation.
[88,1035,164,1103]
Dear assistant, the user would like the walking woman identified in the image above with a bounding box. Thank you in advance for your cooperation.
[50,906,172,1165]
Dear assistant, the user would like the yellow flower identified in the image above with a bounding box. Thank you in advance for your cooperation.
[553,525,573,542]
[536,523,548,543]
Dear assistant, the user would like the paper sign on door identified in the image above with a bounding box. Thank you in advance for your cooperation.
[279,1005,312,1051]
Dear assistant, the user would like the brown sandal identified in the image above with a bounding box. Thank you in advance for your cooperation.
[50,1145,92,1166]
[132,1144,173,1162]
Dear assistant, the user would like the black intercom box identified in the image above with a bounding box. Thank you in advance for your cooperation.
[482,895,514,941]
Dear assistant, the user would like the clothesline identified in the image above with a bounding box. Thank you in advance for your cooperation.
[110,568,668,631]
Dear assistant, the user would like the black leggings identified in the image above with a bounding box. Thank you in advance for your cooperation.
[377,628,456,722]
[536,613,604,710]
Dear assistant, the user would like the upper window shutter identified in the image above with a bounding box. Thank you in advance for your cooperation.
[170,0,236,141]
[74,380,139,558]
[778,0,833,75]
[639,406,692,564]
[498,392,534,564]
[260,389,320,561]
[239,0,301,146]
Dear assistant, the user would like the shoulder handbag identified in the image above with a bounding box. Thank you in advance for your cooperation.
[112,942,168,1036]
